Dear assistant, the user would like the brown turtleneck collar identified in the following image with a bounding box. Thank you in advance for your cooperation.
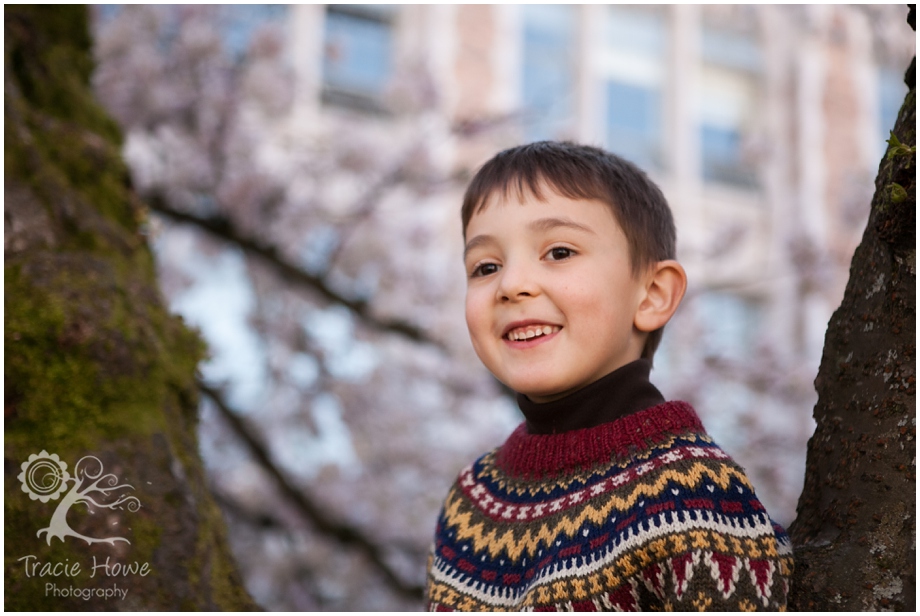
[516,359,666,435]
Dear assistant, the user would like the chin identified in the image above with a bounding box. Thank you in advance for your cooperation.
[509,379,569,402]
[493,365,578,400]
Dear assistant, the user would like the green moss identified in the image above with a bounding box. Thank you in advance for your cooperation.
[6,5,121,144]
[4,5,256,609]
[4,260,205,455]
[8,105,137,250]
[887,183,908,204]
[6,6,135,250]
[32,120,135,230]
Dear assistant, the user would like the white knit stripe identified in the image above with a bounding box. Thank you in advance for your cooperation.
[429,508,781,608]
[460,444,743,522]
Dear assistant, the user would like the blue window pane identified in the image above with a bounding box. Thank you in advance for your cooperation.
[522,5,575,141]
[699,24,762,190]
[606,81,661,169]
[323,10,392,96]
[699,292,763,359]
[603,7,666,171]
[607,6,665,57]
[221,5,288,57]
[701,28,762,72]
[701,125,757,188]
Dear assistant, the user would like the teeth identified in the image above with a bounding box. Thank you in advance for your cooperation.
[507,325,560,341]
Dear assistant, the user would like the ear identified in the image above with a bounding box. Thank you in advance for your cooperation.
[634,260,687,333]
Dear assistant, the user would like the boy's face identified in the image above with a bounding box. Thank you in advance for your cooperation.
[463,186,650,403]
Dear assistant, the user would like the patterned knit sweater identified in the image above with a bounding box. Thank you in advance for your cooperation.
[425,398,793,611]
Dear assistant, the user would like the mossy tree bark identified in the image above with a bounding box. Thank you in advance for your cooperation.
[4,5,257,610]
[787,10,916,612]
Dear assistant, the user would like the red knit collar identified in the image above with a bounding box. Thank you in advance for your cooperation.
[494,401,703,479]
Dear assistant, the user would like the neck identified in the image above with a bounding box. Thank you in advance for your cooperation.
[516,359,665,434]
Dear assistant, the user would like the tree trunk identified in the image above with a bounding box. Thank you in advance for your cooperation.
[787,11,916,612]
[4,6,257,610]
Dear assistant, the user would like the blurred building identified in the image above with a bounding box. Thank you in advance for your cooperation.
[100,0,914,505]
[263,2,911,507]
[270,3,911,355]
[89,4,913,609]
[204,3,914,517]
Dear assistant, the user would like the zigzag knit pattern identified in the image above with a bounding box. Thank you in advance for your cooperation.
[426,402,793,611]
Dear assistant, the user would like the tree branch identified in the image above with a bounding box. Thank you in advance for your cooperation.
[147,193,443,349]
[198,381,425,601]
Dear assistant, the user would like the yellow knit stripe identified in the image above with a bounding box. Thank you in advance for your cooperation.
[429,534,794,611]
[443,462,756,560]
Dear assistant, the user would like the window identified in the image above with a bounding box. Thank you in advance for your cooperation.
[698,26,762,189]
[322,4,396,111]
[602,6,667,171]
[698,292,763,360]
[521,4,576,141]
[220,5,288,58]
[93,6,289,61]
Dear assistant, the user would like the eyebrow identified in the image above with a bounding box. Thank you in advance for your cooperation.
[528,217,595,235]
[463,217,595,260]
[463,234,496,261]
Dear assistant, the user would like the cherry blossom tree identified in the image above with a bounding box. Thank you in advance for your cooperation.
[91,5,514,610]
[83,4,915,611]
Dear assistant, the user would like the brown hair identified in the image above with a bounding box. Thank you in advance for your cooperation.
[461,141,677,359]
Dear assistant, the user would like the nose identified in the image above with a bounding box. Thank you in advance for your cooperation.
[497,260,537,302]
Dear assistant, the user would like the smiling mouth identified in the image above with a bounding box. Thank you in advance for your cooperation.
[504,325,561,341]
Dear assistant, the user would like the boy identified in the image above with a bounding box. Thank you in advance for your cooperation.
[425,141,793,611]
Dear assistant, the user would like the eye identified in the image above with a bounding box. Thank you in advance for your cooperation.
[545,246,575,261]
[470,262,500,278]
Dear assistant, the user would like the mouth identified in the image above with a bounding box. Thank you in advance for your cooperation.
[503,323,562,342]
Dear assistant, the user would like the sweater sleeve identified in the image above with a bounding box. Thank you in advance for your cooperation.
[599,460,793,611]
[423,427,793,612]
[607,523,793,611]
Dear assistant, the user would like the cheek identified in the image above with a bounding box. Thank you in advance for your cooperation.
[554,276,601,315]
[464,290,487,337]
[561,279,627,329]
[464,295,494,368]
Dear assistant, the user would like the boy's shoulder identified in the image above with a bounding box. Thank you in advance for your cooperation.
[439,402,789,547]
[428,407,793,611]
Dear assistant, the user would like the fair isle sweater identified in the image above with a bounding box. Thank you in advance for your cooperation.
[425,361,793,611]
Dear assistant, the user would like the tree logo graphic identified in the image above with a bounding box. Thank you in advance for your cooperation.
[18,450,142,546]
